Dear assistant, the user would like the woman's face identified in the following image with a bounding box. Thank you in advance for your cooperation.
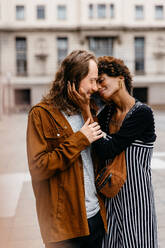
[97,74,121,101]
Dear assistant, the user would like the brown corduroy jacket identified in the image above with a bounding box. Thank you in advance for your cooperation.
[26,102,107,244]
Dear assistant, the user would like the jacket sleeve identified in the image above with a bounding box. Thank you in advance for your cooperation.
[26,108,90,181]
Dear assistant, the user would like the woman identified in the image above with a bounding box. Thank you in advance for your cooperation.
[69,56,158,248]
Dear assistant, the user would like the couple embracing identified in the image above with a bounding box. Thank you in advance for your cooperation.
[27,50,158,248]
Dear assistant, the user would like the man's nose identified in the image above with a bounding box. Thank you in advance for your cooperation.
[92,81,98,92]
[97,84,102,90]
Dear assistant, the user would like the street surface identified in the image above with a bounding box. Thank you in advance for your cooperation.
[0,111,165,248]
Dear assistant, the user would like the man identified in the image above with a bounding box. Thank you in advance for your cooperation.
[26,50,107,248]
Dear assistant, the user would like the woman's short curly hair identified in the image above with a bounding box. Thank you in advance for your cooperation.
[98,56,133,94]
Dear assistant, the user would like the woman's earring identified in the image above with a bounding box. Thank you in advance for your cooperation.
[119,80,123,88]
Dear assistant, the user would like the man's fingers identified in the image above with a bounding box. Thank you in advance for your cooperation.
[89,122,100,128]
[80,119,103,143]
[92,132,104,142]
[95,129,103,135]
[84,118,91,126]
[96,133,104,139]
[94,125,102,132]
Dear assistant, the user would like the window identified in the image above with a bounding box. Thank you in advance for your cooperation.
[110,4,115,18]
[57,5,67,20]
[155,5,164,19]
[16,38,27,76]
[89,4,94,19]
[135,5,144,19]
[57,38,68,65]
[133,87,148,103]
[97,4,106,18]
[15,89,31,106]
[37,5,45,19]
[16,6,25,20]
[89,37,113,57]
[134,37,145,74]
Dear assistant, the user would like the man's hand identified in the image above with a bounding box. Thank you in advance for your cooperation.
[80,118,103,143]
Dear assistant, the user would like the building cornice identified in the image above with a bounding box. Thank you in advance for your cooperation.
[79,26,165,32]
[0,25,165,33]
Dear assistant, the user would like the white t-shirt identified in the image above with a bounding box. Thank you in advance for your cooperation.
[63,112,100,219]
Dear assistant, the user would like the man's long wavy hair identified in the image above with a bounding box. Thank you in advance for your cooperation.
[43,50,97,115]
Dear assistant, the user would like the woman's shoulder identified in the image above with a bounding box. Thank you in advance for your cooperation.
[126,100,154,122]
[134,100,153,114]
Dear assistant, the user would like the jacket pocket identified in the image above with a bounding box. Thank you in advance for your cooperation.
[44,126,68,151]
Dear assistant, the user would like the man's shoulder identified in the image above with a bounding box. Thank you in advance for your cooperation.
[29,101,57,115]
[29,102,67,128]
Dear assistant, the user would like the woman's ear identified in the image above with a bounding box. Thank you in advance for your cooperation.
[119,76,124,80]
[118,76,124,87]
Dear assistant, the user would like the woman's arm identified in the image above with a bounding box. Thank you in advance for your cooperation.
[93,105,156,160]
[68,82,94,123]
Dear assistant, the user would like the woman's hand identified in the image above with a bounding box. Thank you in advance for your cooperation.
[68,81,90,111]
[68,82,94,123]
[80,118,103,143]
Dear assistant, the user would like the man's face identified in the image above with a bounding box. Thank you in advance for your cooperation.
[79,60,98,100]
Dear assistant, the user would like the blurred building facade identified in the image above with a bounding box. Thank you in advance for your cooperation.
[0,0,165,114]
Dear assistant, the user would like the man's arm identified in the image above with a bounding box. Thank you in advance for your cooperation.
[27,109,90,182]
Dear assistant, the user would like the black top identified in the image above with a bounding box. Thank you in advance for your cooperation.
[92,100,156,160]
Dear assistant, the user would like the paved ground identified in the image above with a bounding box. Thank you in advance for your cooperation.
[0,111,165,248]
